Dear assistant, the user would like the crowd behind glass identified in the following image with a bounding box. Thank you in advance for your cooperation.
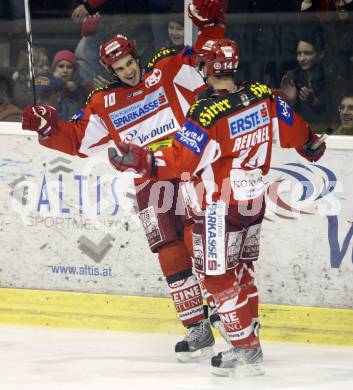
[0,0,352,135]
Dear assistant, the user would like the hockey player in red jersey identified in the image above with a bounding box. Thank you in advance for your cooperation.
[107,38,326,375]
[22,1,227,362]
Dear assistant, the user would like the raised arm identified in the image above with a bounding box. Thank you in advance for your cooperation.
[189,0,226,52]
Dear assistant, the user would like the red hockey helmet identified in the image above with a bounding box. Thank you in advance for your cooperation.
[195,38,240,77]
[99,34,137,70]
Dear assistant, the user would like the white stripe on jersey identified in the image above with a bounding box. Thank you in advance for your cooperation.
[79,114,110,156]
[202,165,216,205]
[272,117,279,144]
[173,64,204,92]
[175,85,192,117]
[173,65,204,117]
[193,139,221,204]
[193,139,221,177]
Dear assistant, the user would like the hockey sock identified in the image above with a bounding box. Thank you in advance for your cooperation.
[213,285,255,347]
[241,264,259,327]
[167,269,206,327]
[195,271,216,311]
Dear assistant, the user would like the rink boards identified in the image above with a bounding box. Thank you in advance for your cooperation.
[0,288,352,346]
[0,124,352,345]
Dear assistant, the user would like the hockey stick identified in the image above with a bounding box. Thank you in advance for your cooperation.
[24,0,36,105]
[311,128,334,150]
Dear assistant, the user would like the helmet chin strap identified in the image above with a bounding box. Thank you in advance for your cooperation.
[196,68,209,85]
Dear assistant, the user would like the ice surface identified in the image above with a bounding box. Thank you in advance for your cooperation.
[0,325,352,390]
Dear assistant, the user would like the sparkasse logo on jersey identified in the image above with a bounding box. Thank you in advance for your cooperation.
[120,107,179,146]
[228,102,270,138]
[109,86,168,128]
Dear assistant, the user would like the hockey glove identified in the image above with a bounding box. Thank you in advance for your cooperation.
[194,0,223,19]
[108,142,154,177]
[22,105,58,137]
[188,0,225,29]
[296,133,326,162]
[81,13,100,37]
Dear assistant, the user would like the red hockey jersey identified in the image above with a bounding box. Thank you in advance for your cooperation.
[154,82,311,209]
[39,27,224,157]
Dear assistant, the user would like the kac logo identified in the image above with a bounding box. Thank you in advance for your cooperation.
[145,68,162,88]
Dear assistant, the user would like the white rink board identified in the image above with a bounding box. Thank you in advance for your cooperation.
[0,124,352,309]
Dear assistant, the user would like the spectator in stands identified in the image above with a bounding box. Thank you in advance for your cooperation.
[0,88,22,121]
[332,0,353,19]
[335,91,353,135]
[72,0,155,85]
[161,4,184,51]
[224,0,302,85]
[74,18,109,88]
[148,0,183,49]
[12,47,49,108]
[51,49,88,107]
[34,72,79,121]
[280,34,329,127]
[327,2,353,105]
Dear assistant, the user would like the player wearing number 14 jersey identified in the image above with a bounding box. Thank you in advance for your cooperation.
[107,37,327,376]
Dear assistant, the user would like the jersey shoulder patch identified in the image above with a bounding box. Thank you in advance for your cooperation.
[85,82,120,105]
[145,48,177,71]
[187,96,233,129]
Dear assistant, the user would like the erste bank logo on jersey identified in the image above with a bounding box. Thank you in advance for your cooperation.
[228,102,270,138]
[109,86,168,128]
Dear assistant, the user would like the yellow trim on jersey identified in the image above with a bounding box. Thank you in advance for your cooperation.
[147,137,173,152]
[0,288,352,346]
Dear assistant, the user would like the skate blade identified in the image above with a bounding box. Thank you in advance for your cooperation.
[176,346,214,363]
[211,363,265,377]
[236,363,265,377]
[211,366,234,377]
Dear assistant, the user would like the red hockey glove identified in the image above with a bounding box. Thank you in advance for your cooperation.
[296,133,326,162]
[108,142,154,177]
[193,0,223,19]
[22,105,58,137]
[81,13,100,37]
[188,0,225,29]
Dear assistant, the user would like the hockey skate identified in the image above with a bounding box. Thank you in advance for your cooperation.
[211,345,264,377]
[175,319,215,363]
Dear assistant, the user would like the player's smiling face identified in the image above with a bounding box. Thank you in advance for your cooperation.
[111,54,141,87]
